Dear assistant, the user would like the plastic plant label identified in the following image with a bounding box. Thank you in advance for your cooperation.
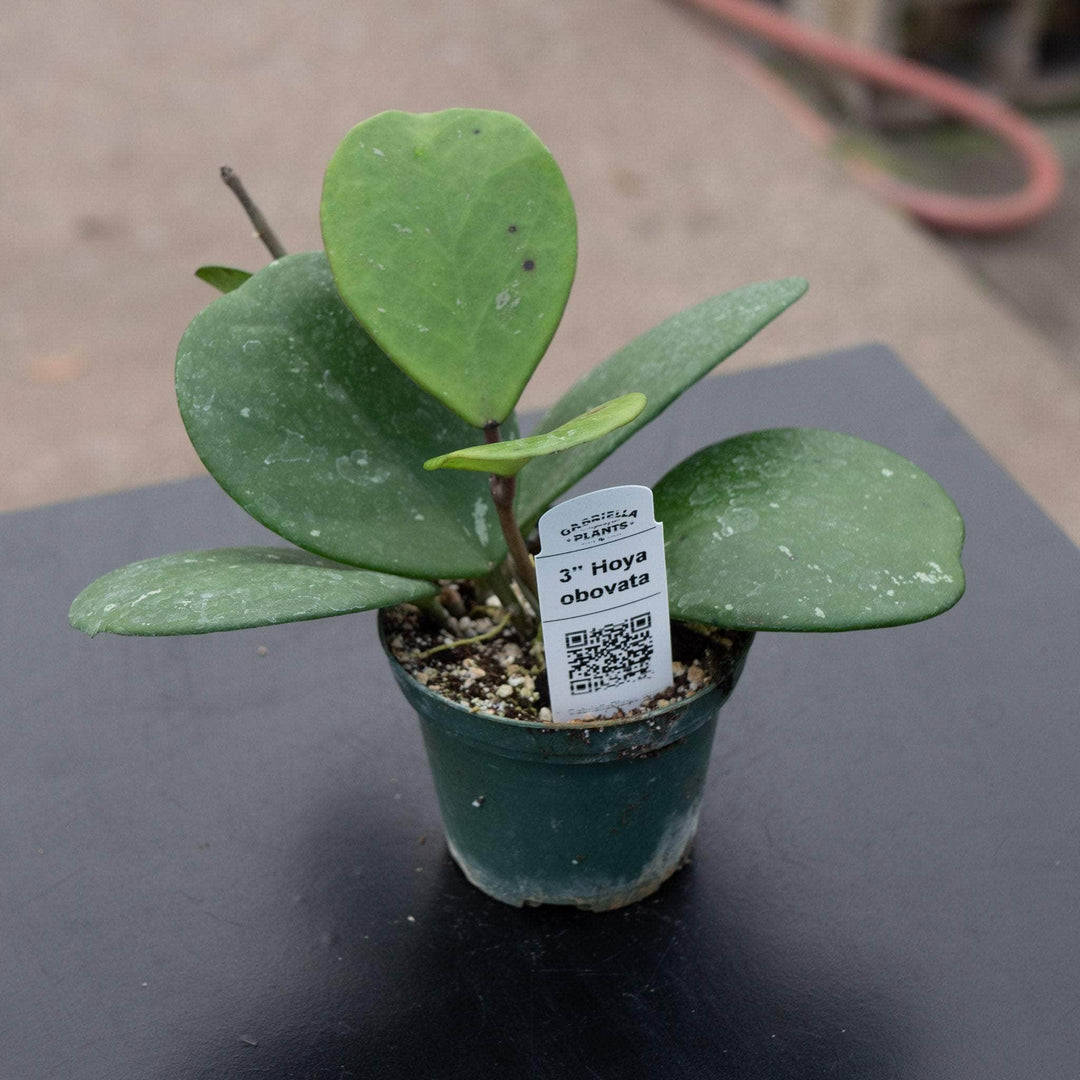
[535,485,673,722]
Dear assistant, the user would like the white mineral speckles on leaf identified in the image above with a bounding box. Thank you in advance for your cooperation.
[915,569,953,584]
[472,497,490,545]
[778,545,795,559]
[814,607,825,618]
[240,407,250,418]
[495,289,511,311]
[881,468,894,477]
[336,450,389,486]
[310,530,321,537]
[321,370,350,404]
[372,147,385,157]
[715,508,758,536]
[264,429,314,466]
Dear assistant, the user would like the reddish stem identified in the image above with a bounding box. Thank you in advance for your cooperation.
[485,422,538,598]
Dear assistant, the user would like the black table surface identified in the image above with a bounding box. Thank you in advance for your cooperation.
[3,346,1078,1079]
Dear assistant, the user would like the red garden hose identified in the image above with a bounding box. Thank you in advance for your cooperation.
[680,0,1065,232]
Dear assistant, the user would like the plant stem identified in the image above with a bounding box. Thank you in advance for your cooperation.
[484,422,538,598]
[219,166,287,260]
[438,582,468,618]
[415,595,454,631]
[481,566,536,639]
[491,477,538,597]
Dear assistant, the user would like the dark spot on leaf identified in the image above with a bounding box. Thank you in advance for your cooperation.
[523,259,535,271]
[473,128,481,135]
[508,224,517,233]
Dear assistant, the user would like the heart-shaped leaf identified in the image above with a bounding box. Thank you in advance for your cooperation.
[515,278,808,529]
[654,428,965,631]
[321,109,577,427]
[69,547,437,637]
[176,252,514,580]
[195,265,253,293]
[424,393,647,477]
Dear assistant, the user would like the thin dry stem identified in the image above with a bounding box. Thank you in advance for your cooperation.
[220,166,287,260]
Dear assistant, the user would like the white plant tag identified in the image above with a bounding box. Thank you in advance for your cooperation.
[535,485,673,722]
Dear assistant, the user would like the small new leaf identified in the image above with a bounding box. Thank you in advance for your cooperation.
[424,393,647,477]
[194,266,253,293]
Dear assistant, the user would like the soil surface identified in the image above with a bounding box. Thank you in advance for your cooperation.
[382,584,751,723]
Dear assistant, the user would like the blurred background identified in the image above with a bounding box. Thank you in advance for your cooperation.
[3,0,1079,540]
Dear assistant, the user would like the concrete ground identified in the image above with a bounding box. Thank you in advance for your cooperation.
[4,0,1080,546]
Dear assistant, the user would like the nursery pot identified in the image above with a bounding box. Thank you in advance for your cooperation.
[380,614,754,911]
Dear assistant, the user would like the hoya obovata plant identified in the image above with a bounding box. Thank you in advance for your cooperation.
[70,109,965,693]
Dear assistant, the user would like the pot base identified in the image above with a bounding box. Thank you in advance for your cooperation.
[446,826,696,912]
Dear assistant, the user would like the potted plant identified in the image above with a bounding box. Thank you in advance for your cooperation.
[70,109,965,911]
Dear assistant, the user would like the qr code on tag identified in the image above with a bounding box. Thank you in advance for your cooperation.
[565,612,654,695]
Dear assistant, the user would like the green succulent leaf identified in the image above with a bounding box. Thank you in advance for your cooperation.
[321,108,577,428]
[515,278,808,528]
[194,265,253,293]
[424,393,647,477]
[176,252,514,580]
[69,547,437,637]
[654,428,965,631]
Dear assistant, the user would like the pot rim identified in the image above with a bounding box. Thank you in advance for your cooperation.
[377,607,754,733]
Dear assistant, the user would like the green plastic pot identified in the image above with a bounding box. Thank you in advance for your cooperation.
[381,614,754,911]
